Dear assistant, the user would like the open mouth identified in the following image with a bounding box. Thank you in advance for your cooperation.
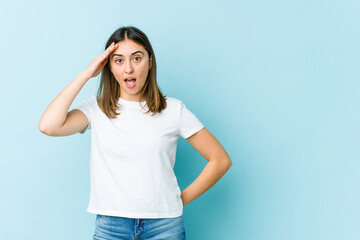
[124,78,136,88]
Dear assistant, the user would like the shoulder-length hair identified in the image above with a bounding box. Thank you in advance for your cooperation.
[96,26,167,119]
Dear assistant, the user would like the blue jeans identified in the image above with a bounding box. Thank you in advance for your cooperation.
[93,214,186,240]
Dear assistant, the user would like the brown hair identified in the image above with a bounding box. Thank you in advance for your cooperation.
[96,26,167,118]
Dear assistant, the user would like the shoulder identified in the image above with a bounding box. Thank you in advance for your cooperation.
[165,96,187,112]
[165,96,184,106]
[162,96,187,116]
[74,95,97,107]
[87,96,98,106]
[77,96,98,111]
[79,95,97,103]
[86,96,98,107]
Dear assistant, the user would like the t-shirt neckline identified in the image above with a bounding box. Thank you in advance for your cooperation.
[118,97,147,109]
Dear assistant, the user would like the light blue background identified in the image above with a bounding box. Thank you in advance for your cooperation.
[1,0,359,239]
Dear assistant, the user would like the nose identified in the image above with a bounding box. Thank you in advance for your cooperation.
[125,60,134,74]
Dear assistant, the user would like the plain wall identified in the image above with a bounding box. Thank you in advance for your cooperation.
[1,0,359,239]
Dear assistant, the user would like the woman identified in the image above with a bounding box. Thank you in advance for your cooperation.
[39,26,232,240]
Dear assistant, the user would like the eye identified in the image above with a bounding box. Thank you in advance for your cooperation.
[134,56,141,62]
[115,59,123,64]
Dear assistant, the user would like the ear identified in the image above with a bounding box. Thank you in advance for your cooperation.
[149,57,152,70]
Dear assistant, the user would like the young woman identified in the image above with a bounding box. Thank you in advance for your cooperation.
[39,26,232,240]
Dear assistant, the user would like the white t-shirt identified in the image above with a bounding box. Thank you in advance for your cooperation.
[73,96,204,218]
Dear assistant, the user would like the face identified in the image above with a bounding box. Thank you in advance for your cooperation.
[109,39,152,102]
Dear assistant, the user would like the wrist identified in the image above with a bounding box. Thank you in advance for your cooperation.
[79,71,92,80]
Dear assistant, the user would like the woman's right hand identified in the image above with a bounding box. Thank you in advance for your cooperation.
[82,42,118,79]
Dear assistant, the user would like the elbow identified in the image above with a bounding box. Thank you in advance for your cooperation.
[38,121,47,133]
[39,127,51,136]
[224,158,232,170]
[38,124,46,134]
[38,118,47,133]
[38,122,53,136]
[210,155,232,170]
[208,147,232,169]
[216,159,232,175]
[227,159,233,168]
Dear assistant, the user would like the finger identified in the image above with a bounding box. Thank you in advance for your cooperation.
[103,42,117,59]
[109,42,115,49]
[108,43,118,56]
[100,42,114,57]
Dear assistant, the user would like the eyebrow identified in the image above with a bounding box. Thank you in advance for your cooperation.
[111,50,145,58]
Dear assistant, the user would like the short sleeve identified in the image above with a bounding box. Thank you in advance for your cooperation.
[73,96,96,134]
[179,101,204,139]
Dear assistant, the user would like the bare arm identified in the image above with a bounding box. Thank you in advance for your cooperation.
[38,41,119,136]
[38,72,90,135]
[180,128,232,206]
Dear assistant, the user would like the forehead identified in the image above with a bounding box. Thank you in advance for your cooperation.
[112,39,146,56]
